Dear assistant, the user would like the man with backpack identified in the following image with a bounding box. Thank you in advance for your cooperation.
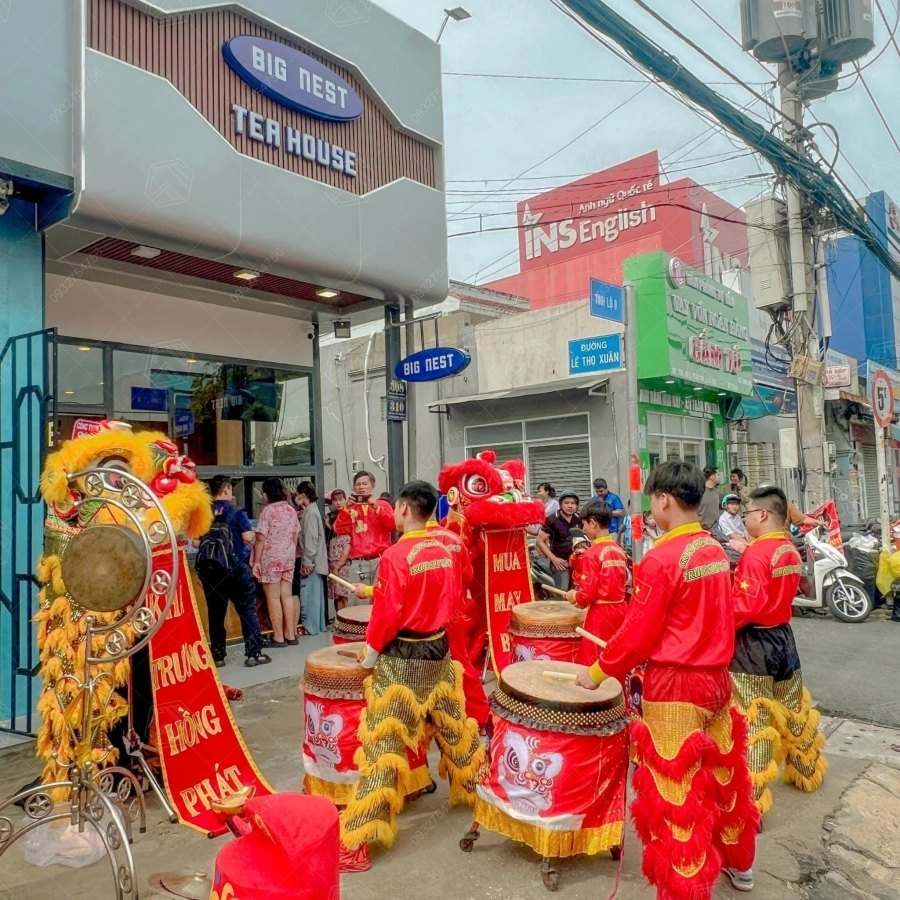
[196,476,271,668]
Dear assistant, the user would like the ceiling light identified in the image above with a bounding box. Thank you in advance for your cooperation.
[77,346,91,352]
[333,319,352,339]
[693,386,703,391]
[64,390,75,396]
[718,391,727,396]
[185,358,197,364]
[234,269,260,281]
[131,245,161,259]
[664,378,675,384]
[317,288,340,299]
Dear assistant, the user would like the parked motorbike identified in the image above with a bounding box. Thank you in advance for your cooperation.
[793,527,873,623]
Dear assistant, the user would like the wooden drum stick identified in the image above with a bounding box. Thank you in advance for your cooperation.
[328,572,356,592]
[575,627,607,649]
[540,584,568,598]
[542,671,578,682]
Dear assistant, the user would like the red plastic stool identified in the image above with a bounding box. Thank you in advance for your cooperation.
[211,793,339,900]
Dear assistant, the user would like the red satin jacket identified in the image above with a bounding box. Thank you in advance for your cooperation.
[365,530,456,653]
[334,498,395,559]
[594,522,735,681]
[732,532,803,630]
[426,519,473,603]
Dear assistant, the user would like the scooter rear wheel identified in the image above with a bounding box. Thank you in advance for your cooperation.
[826,579,873,623]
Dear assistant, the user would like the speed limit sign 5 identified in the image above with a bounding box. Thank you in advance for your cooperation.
[872,368,894,429]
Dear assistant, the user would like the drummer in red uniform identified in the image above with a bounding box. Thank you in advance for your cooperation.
[730,485,827,819]
[333,470,396,589]
[339,481,484,872]
[426,514,490,729]
[564,501,628,668]
[576,461,758,899]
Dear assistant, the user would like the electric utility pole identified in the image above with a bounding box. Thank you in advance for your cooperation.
[779,64,828,510]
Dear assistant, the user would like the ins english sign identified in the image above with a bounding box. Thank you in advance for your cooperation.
[224,36,363,178]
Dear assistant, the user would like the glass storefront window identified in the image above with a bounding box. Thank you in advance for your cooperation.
[58,343,104,406]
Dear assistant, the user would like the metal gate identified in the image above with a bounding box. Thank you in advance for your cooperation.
[0,328,56,736]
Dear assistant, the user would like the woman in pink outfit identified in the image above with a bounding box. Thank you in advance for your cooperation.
[252,478,301,646]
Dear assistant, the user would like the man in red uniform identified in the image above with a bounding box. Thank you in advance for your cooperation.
[339,481,485,872]
[565,501,628,667]
[426,515,490,729]
[576,461,758,899]
[731,485,827,822]
[333,470,395,589]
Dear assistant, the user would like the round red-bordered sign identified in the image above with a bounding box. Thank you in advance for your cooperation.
[872,368,894,429]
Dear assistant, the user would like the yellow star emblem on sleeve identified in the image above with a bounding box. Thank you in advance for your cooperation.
[739,580,749,590]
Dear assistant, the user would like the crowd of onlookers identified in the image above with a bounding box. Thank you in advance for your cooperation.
[532,467,822,589]
[194,470,393,668]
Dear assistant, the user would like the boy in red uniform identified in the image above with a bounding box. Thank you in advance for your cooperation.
[576,461,758,899]
[426,515,490,729]
[731,485,827,819]
[567,527,591,592]
[333,470,396,588]
[564,502,627,667]
[339,481,484,871]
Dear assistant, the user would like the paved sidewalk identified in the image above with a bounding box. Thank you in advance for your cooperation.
[0,675,896,899]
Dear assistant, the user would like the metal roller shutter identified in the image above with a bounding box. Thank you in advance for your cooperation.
[527,442,592,501]
[860,444,879,520]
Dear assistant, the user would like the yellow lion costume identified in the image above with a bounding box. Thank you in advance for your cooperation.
[34,421,213,791]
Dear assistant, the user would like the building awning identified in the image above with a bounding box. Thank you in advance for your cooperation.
[427,376,609,409]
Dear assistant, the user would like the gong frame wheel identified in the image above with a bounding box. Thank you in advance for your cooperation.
[539,858,559,892]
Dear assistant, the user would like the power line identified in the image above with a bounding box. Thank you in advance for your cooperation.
[447,81,653,223]
[853,63,900,156]
[443,70,771,86]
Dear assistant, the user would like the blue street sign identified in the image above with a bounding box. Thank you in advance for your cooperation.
[568,334,623,376]
[589,278,625,324]
[173,409,195,438]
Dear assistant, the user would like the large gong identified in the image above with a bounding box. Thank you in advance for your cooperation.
[61,524,148,612]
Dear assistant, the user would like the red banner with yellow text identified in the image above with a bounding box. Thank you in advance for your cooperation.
[484,528,535,676]
[803,500,843,553]
[148,547,273,835]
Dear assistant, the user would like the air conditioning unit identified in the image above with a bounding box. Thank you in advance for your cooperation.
[740,0,817,62]
[745,196,791,309]
[820,0,876,63]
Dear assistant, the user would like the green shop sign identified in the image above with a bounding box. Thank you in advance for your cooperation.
[625,251,753,395]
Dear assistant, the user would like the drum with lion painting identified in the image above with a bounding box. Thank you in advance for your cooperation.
[507,601,585,664]
[301,643,431,804]
[473,660,627,859]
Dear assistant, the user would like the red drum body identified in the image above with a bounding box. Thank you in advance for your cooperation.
[301,643,430,804]
[474,661,628,857]
[331,605,370,645]
[508,602,584,665]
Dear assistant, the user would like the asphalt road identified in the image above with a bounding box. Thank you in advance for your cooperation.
[793,607,900,727]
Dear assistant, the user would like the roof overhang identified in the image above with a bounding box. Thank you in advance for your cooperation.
[428,376,610,409]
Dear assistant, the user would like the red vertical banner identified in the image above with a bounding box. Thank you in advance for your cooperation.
[484,528,535,675]
[803,500,843,553]
[148,547,273,835]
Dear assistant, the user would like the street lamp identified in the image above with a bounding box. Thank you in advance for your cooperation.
[436,7,471,43]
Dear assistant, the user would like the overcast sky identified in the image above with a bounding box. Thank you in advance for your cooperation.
[372,0,900,285]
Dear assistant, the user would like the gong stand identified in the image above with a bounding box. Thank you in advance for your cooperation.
[0,467,181,900]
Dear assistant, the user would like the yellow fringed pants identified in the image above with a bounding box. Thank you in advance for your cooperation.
[339,650,484,850]
[731,669,827,815]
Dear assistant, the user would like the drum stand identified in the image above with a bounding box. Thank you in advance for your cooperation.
[0,468,181,900]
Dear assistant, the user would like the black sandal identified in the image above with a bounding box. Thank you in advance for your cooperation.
[269,640,288,648]
[245,653,272,667]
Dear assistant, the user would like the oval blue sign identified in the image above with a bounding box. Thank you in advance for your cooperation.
[395,347,472,383]
[223,36,363,123]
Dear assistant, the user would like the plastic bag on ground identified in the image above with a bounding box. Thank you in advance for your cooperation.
[876,548,896,597]
[22,817,107,868]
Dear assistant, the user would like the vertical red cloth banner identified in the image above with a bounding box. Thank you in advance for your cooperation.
[484,528,535,675]
[149,547,274,835]
[804,500,843,553]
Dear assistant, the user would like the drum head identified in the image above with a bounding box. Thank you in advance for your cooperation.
[500,661,622,713]
[509,601,584,636]
[61,524,148,612]
[337,606,371,625]
[305,642,367,674]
